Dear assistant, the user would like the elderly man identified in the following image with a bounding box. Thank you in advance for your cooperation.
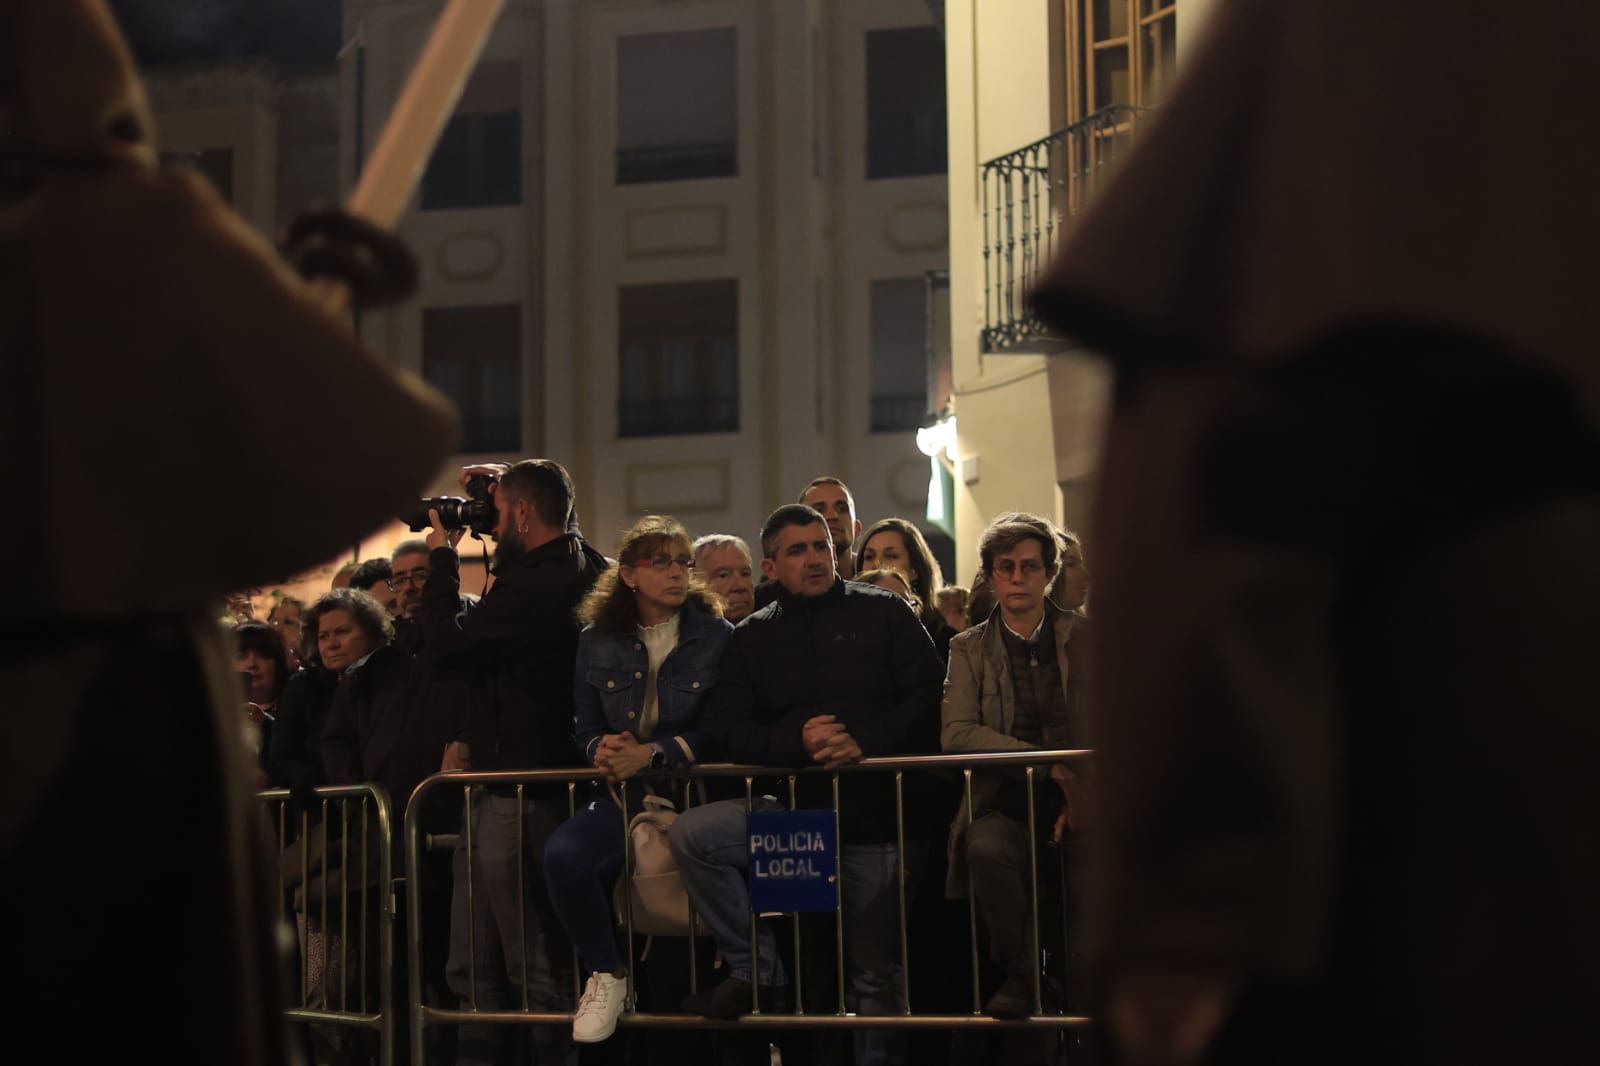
[693,533,756,623]
[387,539,432,621]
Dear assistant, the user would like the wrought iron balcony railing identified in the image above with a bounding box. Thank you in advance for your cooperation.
[980,105,1148,352]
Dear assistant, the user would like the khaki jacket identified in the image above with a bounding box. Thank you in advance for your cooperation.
[939,601,1086,896]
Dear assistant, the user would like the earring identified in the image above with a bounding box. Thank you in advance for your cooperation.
[517,523,528,534]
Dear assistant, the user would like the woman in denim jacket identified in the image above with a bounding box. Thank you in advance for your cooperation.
[545,515,732,1046]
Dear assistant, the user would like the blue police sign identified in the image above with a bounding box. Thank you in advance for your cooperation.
[747,809,839,913]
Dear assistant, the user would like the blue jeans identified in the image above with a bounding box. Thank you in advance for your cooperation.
[544,798,626,974]
[668,798,925,1066]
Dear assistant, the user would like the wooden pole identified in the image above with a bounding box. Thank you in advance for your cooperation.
[311,0,508,317]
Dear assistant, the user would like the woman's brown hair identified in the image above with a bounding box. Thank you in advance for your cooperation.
[578,515,723,634]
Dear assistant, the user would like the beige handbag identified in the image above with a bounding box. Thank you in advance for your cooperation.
[613,791,709,937]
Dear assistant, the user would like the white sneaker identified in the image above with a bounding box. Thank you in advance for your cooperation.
[573,971,628,1043]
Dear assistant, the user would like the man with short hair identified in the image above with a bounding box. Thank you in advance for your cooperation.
[753,476,865,612]
[940,513,1089,1018]
[798,476,862,580]
[669,504,943,1066]
[692,533,756,623]
[349,557,399,616]
[388,539,432,621]
[421,458,608,1066]
[385,539,433,653]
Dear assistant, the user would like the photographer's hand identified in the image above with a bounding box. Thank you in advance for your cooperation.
[458,463,510,490]
[425,507,466,552]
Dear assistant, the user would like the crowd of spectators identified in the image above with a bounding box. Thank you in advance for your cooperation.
[230,459,1091,1066]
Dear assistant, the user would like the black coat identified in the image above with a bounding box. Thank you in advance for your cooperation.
[421,534,607,774]
[268,666,340,799]
[323,643,463,844]
[705,577,944,843]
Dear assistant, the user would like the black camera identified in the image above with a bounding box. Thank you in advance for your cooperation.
[400,473,498,533]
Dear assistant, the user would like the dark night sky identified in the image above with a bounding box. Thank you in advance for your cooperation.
[109,0,344,68]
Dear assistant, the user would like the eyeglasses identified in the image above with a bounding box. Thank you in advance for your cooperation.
[387,567,430,591]
[644,554,694,572]
[993,559,1045,578]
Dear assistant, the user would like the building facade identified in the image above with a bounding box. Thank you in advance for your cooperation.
[143,0,954,589]
[941,0,1219,570]
[347,0,952,561]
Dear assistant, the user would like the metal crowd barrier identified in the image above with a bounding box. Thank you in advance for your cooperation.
[402,750,1093,1065]
[260,784,396,1066]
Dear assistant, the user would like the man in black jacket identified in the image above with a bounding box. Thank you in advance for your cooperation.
[669,504,943,1066]
[420,458,607,1066]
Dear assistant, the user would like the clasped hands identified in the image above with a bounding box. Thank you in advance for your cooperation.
[595,732,654,783]
[802,714,863,770]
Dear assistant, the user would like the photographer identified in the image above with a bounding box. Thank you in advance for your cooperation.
[419,459,607,1066]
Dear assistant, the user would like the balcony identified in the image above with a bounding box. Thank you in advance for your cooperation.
[980,105,1148,352]
[618,396,738,438]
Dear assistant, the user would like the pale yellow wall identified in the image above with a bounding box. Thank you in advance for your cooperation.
[1178,0,1224,62]
[944,0,1061,573]
[947,0,1219,569]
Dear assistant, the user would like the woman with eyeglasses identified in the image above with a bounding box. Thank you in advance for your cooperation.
[544,515,732,1050]
[939,512,1090,1020]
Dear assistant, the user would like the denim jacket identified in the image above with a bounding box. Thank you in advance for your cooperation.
[573,600,732,768]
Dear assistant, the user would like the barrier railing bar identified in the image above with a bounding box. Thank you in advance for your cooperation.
[964,768,980,1015]
[745,775,761,1016]
[687,776,702,997]
[516,781,529,1013]
[832,773,846,1017]
[568,780,580,1006]
[463,784,477,1012]
[788,774,803,1016]
[895,769,910,1014]
[422,749,1089,783]
[621,777,638,1010]
[1025,766,1042,1016]
[319,796,331,1012]
[414,1007,1092,1030]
